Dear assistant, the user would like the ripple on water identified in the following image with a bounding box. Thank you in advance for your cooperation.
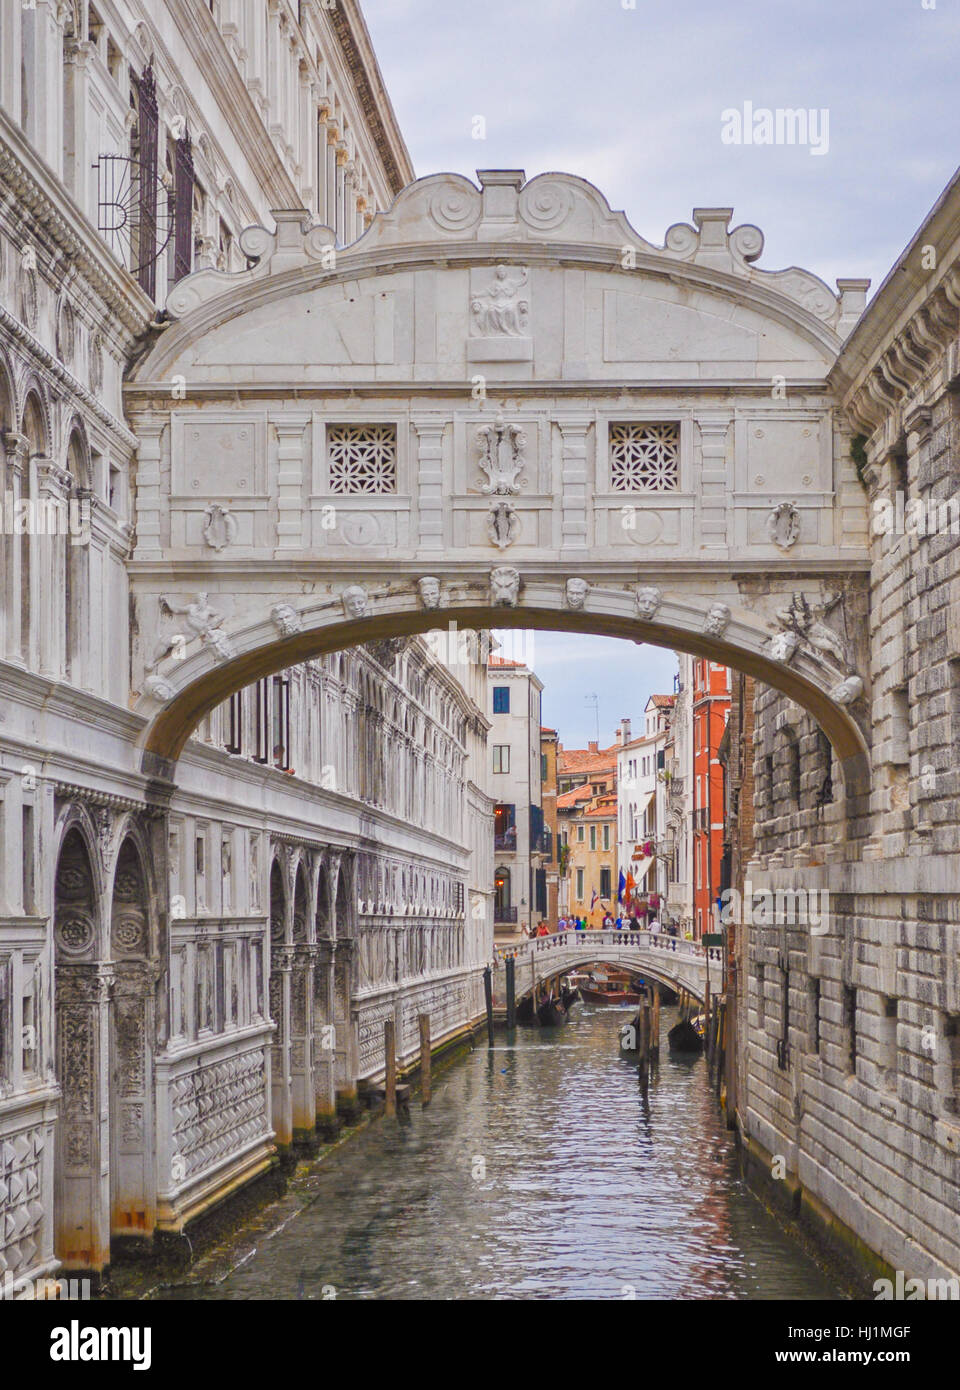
[157,1006,843,1301]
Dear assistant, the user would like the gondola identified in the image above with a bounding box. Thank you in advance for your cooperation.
[516,994,536,1023]
[537,996,566,1026]
[667,1017,704,1053]
[560,985,581,1011]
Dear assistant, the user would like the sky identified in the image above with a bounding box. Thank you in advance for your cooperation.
[362,0,959,746]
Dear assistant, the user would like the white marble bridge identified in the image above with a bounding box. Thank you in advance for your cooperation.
[491,930,722,1008]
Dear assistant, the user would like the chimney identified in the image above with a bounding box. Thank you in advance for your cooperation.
[588,740,598,754]
[620,718,631,746]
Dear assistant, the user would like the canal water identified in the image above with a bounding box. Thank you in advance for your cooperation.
[163,1004,842,1300]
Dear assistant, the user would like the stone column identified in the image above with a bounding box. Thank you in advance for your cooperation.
[558,417,592,556]
[62,39,93,206]
[413,418,446,556]
[313,940,338,1138]
[0,0,22,120]
[696,416,731,554]
[274,414,309,550]
[3,433,27,663]
[23,2,66,175]
[55,963,115,1275]
[269,943,294,1149]
[35,460,72,678]
[131,416,164,561]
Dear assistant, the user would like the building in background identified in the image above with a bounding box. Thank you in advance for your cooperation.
[663,657,694,936]
[556,735,619,924]
[718,670,756,1124]
[692,660,731,939]
[488,656,544,942]
[540,728,559,925]
[617,698,673,919]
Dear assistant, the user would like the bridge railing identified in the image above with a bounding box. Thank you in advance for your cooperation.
[494,929,722,968]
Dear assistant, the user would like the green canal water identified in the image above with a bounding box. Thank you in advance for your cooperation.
[158,1004,843,1300]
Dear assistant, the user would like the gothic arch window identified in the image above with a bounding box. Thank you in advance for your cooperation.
[19,392,46,667]
[64,428,88,684]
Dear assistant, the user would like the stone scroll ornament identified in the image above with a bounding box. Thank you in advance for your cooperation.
[490,566,521,607]
[766,501,801,551]
[487,500,520,549]
[201,503,239,552]
[476,414,527,495]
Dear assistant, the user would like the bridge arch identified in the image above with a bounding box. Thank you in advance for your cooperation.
[494,932,721,1007]
[124,168,873,806]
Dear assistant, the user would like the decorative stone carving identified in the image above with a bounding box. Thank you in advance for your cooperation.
[55,911,95,957]
[487,499,520,549]
[766,630,800,664]
[766,501,801,550]
[341,585,369,619]
[201,503,239,551]
[143,675,175,703]
[565,577,589,609]
[830,675,864,705]
[635,585,663,621]
[272,603,302,636]
[476,414,527,495]
[417,576,442,610]
[774,592,847,669]
[704,602,732,637]
[471,265,529,336]
[151,593,229,668]
[490,565,521,607]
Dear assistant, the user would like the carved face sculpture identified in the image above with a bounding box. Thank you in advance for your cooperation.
[703,602,731,638]
[341,585,369,620]
[272,604,301,637]
[418,576,442,610]
[635,586,662,621]
[490,566,521,607]
[830,675,864,706]
[565,578,589,610]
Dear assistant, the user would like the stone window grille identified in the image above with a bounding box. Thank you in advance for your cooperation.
[328,424,397,494]
[609,422,680,491]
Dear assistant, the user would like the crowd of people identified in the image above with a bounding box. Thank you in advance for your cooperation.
[526,914,680,938]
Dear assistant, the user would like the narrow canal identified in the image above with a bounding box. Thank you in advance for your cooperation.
[161,1004,843,1300]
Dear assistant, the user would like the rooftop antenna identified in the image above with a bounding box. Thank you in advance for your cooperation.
[585,692,600,744]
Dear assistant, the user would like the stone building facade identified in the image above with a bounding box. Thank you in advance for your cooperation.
[0,0,496,1289]
[732,170,960,1285]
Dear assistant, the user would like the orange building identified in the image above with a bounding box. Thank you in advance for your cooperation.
[691,659,730,940]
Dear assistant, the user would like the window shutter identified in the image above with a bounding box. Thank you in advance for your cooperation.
[136,64,159,298]
[174,130,195,283]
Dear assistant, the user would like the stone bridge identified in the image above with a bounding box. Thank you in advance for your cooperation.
[125,168,874,800]
[492,930,722,1007]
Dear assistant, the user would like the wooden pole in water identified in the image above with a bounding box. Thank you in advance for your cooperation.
[483,966,494,1046]
[650,986,660,1063]
[506,955,516,1029]
[638,999,650,1096]
[384,1019,396,1117]
[419,1013,431,1107]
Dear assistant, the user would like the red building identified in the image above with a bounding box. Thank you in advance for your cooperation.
[691,659,730,940]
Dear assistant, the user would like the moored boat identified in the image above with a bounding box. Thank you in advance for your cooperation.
[667,1017,703,1053]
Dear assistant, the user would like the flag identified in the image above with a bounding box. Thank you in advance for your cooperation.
[617,869,626,903]
[590,887,598,911]
[625,870,636,900]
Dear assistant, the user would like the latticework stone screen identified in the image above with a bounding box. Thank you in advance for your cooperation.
[328,424,398,494]
[609,422,680,491]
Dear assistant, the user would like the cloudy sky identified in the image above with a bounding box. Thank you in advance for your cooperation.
[364,0,958,745]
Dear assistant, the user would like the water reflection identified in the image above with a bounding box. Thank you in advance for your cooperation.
[159,1005,841,1301]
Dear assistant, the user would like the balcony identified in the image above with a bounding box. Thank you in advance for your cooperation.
[494,830,518,852]
[495,906,518,924]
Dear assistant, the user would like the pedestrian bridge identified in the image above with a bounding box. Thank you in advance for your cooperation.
[491,930,722,1007]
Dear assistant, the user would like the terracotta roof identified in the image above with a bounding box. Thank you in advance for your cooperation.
[558,744,619,774]
[556,783,593,809]
[489,657,526,668]
[649,694,676,709]
[584,800,617,818]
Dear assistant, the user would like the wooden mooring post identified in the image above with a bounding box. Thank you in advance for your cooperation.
[637,997,651,1097]
[384,1019,397,1118]
[650,986,661,1063]
[418,1013,431,1107]
[483,966,494,1046]
[505,955,516,1029]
